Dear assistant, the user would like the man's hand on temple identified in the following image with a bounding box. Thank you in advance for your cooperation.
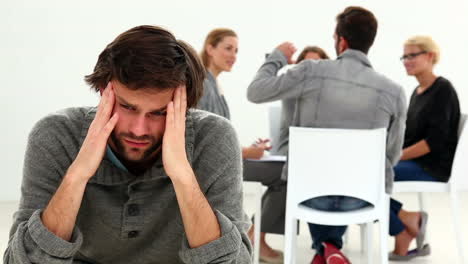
[68,82,119,182]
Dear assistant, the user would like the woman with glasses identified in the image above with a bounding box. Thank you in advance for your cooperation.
[389,36,460,261]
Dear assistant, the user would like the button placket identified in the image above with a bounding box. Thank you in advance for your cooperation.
[127,204,140,217]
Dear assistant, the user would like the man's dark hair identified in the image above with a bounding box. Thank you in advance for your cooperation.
[85,25,205,108]
[335,6,378,54]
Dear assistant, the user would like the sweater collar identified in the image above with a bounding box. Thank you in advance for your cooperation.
[80,107,196,185]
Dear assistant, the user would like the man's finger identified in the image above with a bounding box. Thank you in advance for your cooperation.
[101,113,119,139]
[181,85,187,115]
[173,87,181,127]
[165,101,175,130]
[95,85,115,127]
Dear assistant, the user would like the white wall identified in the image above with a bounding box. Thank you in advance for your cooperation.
[1,0,467,201]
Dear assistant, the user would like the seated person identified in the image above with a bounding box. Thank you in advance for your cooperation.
[247,7,406,264]
[4,25,252,264]
[198,29,286,262]
[197,28,270,159]
[389,35,460,261]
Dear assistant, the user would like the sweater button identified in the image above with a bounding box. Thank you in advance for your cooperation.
[127,204,140,216]
[128,230,139,238]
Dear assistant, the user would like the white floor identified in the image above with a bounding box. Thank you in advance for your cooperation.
[1,192,467,263]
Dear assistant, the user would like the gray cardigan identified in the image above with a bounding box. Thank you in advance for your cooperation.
[4,107,252,264]
[247,49,407,193]
[197,71,231,120]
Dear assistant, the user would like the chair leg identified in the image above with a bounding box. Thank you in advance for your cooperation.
[252,184,262,264]
[284,215,298,264]
[379,199,389,264]
[417,192,427,211]
[365,222,373,263]
[417,192,430,242]
[360,224,367,254]
[343,227,349,246]
[449,191,466,264]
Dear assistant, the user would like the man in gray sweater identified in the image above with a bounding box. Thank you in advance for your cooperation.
[247,6,406,264]
[4,25,252,264]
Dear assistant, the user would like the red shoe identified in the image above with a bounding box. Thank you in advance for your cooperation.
[322,242,351,264]
[311,253,326,264]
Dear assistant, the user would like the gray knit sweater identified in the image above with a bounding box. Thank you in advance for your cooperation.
[4,107,252,264]
[197,71,231,120]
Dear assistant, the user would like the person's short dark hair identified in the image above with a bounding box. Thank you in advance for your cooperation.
[85,25,205,109]
[296,46,330,63]
[335,6,378,54]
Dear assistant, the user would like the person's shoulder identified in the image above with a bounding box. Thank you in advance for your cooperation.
[371,70,404,95]
[29,107,93,142]
[436,76,456,90]
[432,76,459,99]
[298,58,333,70]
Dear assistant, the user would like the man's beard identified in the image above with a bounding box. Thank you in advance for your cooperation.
[110,131,162,165]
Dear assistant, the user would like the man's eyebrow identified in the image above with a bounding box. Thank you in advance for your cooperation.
[116,95,135,107]
[116,95,167,113]
[150,105,168,113]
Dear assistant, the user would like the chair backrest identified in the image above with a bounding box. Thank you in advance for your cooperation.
[268,105,282,154]
[287,127,387,206]
[450,113,468,190]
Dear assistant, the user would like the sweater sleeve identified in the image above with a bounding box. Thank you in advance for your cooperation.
[247,48,307,103]
[424,83,458,153]
[385,87,407,193]
[178,115,252,263]
[3,115,83,264]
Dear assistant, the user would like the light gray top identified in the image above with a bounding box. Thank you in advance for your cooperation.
[247,49,407,193]
[198,71,231,120]
[4,107,251,264]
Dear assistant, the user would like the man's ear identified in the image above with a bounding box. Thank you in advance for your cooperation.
[99,87,104,96]
[340,36,349,52]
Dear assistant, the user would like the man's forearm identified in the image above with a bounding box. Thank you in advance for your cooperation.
[41,171,88,241]
[172,167,221,249]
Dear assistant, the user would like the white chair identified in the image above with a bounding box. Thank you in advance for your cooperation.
[284,127,389,264]
[268,104,282,155]
[243,181,263,264]
[392,113,468,264]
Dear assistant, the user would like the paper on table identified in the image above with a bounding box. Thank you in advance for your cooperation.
[246,155,287,162]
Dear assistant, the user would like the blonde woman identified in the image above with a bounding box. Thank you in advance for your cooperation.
[198,28,270,159]
[389,36,460,261]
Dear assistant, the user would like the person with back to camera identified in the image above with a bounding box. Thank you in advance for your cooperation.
[388,35,460,261]
[247,6,407,264]
[4,25,252,264]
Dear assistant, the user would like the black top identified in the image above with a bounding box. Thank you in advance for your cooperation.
[404,76,460,182]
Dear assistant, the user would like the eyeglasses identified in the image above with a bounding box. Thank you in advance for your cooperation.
[400,51,427,61]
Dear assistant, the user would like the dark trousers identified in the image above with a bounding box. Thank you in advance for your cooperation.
[243,160,286,234]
